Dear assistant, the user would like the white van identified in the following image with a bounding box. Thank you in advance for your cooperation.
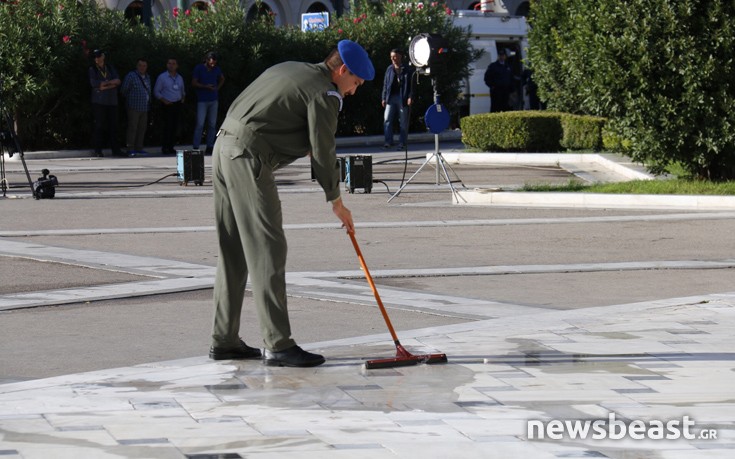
[453,10,529,115]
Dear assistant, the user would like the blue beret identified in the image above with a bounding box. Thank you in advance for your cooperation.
[337,40,375,81]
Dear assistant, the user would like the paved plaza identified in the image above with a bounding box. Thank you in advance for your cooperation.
[1,139,734,458]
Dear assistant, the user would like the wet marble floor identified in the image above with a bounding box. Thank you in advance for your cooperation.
[1,153,734,458]
[1,291,733,458]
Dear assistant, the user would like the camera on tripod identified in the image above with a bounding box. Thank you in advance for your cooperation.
[33,168,58,199]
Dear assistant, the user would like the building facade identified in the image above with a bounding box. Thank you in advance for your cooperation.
[101,0,531,26]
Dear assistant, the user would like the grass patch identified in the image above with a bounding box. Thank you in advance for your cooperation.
[522,179,735,195]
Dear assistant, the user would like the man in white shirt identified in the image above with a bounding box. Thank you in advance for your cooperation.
[153,58,186,154]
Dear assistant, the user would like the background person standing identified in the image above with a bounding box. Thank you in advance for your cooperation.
[484,49,514,112]
[381,49,413,149]
[192,51,224,155]
[120,58,151,156]
[88,49,123,157]
[153,58,185,155]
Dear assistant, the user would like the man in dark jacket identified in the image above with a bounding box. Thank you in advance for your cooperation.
[484,49,514,112]
[381,49,413,149]
[88,49,123,157]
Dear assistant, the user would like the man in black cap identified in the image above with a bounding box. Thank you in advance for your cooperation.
[484,48,514,112]
[209,40,374,367]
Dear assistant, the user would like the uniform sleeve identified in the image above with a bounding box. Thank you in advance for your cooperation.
[308,91,341,202]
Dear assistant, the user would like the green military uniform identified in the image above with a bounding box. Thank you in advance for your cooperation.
[211,61,343,352]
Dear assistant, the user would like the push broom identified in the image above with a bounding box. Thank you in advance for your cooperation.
[348,231,448,369]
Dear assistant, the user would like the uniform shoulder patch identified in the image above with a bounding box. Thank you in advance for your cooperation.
[326,90,343,112]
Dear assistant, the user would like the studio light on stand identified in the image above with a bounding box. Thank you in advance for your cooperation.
[388,34,466,203]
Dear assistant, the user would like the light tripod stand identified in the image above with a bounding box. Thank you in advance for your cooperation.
[388,78,466,203]
[0,92,34,198]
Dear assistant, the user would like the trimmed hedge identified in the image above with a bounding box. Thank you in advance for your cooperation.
[460,111,606,152]
[560,114,605,151]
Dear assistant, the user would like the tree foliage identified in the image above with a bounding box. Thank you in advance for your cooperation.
[0,0,476,149]
[528,0,735,180]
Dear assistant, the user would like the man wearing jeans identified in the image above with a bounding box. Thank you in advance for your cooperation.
[192,51,224,155]
[381,49,413,150]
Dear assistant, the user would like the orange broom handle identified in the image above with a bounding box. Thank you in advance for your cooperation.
[348,231,400,343]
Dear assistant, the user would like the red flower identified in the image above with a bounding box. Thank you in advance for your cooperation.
[185,9,191,16]
[62,35,71,44]
[418,3,424,9]
[361,13,367,19]
[405,8,412,14]
[338,28,343,34]
[431,2,438,6]
[173,7,179,17]
[391,12,396,17]
[445,7,452,15]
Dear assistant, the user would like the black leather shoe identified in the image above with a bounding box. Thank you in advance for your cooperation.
[209,339,262,360]
[264,345,325,367]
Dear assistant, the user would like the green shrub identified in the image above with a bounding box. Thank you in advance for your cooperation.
[560,114,605,151]
[461,111,563,152]
[601,123,632,153]
[528,0,735,180]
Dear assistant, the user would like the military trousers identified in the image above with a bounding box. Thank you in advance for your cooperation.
[211,134,296,352]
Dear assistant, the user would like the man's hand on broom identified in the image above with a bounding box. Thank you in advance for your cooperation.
[331,196,354,233]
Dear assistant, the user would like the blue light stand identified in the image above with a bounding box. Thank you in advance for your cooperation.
[388,79,466,203]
